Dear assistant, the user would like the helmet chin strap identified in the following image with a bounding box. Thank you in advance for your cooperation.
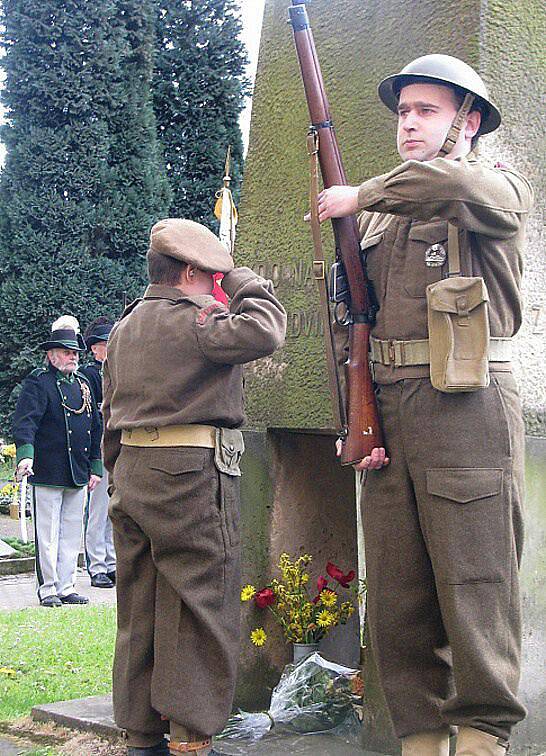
[437,92,475,157]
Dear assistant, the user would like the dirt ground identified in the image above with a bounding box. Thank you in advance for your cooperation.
[0,717,126,755]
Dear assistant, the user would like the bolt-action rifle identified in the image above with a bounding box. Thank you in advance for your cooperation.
[289,1,383,465]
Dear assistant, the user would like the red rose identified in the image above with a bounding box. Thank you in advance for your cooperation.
[254,588,276,609]
[312,575,329,604]
[326,561,355,588]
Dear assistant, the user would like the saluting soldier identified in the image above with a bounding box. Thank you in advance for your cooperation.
[102,219,286,756]
[13,316,103,607]
[319,56,533,756]
[81,317,116,589]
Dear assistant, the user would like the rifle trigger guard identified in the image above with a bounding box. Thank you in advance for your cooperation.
[334,301,352,327]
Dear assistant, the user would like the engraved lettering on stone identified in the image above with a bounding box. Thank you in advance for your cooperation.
[425,243,447,267]
[287,310,324,338]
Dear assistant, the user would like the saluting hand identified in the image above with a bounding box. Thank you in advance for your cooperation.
[88,474,101,492]
[335,439,390,471]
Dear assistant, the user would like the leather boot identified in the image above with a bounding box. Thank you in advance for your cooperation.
[456,726,509,755]
[401,729,451,756]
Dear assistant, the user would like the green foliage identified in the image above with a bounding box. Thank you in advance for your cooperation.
[0,606,116,720]
[2,536,35,556]
[0,0,170,427]
[152,0,248,227]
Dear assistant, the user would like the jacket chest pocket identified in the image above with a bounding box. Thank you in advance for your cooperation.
[404,220,448,298]
[360,230,386,302]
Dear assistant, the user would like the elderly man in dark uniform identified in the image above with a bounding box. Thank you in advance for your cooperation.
[102,219,286,756]
[13,316,103,607]
[319,55,533,756]
[81,317,116,589]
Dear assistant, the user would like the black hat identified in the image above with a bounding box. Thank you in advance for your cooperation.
[40,329,86,351]
[39,315,86,351]
[85,322,113,350]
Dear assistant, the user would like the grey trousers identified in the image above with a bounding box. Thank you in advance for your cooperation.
[362,374,526,742]
[84,472,116,576]
[32,484,87,600]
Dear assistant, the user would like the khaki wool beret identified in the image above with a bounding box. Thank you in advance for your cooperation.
[149,218,234,274]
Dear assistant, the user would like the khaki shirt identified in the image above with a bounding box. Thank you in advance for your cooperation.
[102,267,286,472]
[347,152,533,384]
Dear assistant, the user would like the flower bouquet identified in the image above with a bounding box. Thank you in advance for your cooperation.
[241,552,360,648]
[216,554,364,748]
[217,652,362,744]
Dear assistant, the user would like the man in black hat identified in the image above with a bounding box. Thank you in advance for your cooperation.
[81,317,116,589]
[13,315,103,607]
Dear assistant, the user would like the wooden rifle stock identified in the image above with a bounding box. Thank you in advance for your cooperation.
[289,2,383,464]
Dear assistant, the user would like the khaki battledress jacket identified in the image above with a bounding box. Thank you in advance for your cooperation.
[102,267,286,739]
[343,153,533,741]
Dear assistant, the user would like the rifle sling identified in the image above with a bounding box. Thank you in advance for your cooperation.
[307,129,347,432]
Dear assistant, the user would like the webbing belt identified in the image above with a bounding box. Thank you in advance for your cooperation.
[121,424,216,448]
[370,336,512,367]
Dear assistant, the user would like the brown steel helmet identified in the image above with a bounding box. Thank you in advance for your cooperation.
[378,54,501,135]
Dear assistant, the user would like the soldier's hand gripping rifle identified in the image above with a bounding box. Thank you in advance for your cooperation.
[289,1,383,465]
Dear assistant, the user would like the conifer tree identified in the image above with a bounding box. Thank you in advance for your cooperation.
[152,0,248,227]
[0,0,170,427]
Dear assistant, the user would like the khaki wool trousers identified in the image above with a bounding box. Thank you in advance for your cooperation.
[362,373,526,742]
[109,445,241,739]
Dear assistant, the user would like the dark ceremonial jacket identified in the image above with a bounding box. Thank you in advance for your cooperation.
[80,360,103,407]
[13,362,103,487]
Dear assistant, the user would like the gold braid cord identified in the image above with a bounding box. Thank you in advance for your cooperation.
[60,377,92,415]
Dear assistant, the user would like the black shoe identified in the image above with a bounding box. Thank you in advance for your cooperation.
[106,570,116,584]
[91,573,114,588]
[127,738,170,755]
[40,595,62,608]
[59,592,89,604]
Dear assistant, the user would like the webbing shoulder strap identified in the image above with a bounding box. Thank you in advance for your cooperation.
[447,222,461,277]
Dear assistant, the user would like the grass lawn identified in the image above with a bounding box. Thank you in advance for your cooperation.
[0,606,116,721]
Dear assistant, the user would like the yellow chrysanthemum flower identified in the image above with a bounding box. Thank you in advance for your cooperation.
[319,589,338,607]
[240,585,256,602]
[250,628,267,647]
[317,610,336,628]
[1,443,16,458]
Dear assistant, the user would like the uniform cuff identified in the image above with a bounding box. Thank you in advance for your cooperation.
[221,267,260,297]
[357,175,387,210]
[16,444,34,464]
[90,459,103,477]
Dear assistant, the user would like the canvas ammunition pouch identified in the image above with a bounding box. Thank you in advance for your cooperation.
[214,428,245,477]
[426,223,490,392]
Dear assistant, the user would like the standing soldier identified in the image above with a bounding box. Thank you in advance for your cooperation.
[102,219,286,756]
[318,56,533,755]
[81,317,116,589]
[13,316,103,607]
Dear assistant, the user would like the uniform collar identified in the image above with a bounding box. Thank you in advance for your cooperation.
[143,284,187,302]
[143,284,214,308]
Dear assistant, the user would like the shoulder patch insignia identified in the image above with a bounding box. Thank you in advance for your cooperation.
[197,302,227,325]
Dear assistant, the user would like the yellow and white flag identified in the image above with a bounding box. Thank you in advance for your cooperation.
[214,146,238,255]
